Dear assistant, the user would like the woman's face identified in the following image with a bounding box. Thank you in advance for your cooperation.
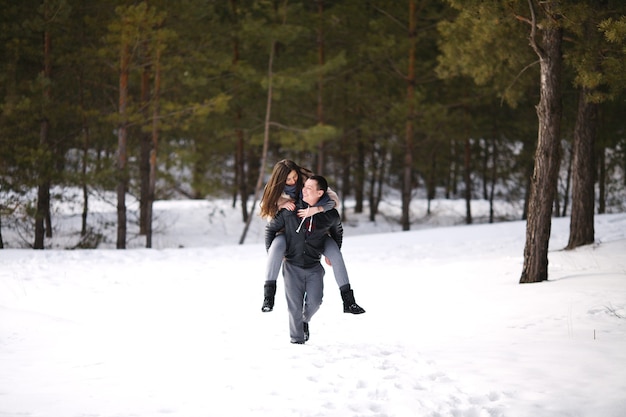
[285,170,298,186]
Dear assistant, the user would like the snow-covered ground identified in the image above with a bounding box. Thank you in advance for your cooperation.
[1,195,625,417]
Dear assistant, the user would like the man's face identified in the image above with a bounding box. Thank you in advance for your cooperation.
[302,179,323,206]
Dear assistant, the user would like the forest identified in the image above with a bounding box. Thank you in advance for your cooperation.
[1,1,625,278]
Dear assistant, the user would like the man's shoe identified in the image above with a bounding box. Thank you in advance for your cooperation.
[291,340,305,344]
[303,322,309,342]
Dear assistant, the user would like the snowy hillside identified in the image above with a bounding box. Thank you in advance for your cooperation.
[1,196,625,417]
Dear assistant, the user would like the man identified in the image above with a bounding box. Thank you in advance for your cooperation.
[265,175,349,344]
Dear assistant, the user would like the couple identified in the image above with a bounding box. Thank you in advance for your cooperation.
[262,160,365,344]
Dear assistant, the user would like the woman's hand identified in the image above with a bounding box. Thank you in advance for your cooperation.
[280,201,296,211]
[297,206,322,218]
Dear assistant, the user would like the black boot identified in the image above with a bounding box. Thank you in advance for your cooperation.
[340,284,366,314]
[262,281,276,312]
[303,322,309,342]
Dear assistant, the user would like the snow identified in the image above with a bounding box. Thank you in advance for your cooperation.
[1,196,625,417]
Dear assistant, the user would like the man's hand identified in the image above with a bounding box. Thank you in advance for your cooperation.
[324,256,332,266]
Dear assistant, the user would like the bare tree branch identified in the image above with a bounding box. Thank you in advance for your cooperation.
[501,59,541,106]
[527,0,544,60]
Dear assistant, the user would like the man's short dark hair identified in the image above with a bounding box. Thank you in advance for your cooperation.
[309,175,328,193]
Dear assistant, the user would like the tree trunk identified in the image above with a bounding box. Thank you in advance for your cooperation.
[566,87,597,249]
[426,149,436,215]
[520,12,563,283]
[561,143,572,217]
[401,0,416,231]
[463,136,472,224]
[522,152,533,220]
[35,11,52,250]
[239,40,276,244]
[77,65,90,238]
[230,0,249,222]
[445,139,452,199]
[368,140,382,221]
[375,147,385,217]
[368,156,376,221]
[116,38,130,250]
[354,132,365,213]
[446,139,459,199]
[139,43,151,236]
[146,33,162,249]
[598,145,606,214]
[316,0,325,174]
[339,109,351,220]
[482,139,489,200]
[235,110,248,221]
[34,179,50,249]
[488,139,498,224]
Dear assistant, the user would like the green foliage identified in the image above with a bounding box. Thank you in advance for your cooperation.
[597,15,626,98]
[277,123,339,153]
[600,15,626,43]
[558,2,626,103]
[437,2,538,107]
[0,0,625,246]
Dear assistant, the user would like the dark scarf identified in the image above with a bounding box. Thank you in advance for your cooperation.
[284,184,298,199]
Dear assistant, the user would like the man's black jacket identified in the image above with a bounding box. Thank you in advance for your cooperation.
[265,201,343,269]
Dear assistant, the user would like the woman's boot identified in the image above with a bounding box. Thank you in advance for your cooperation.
[340,284,366,314]
[261,281,277,312]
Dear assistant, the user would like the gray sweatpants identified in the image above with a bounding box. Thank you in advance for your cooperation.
[265,235,349,288]
[282,262,325,343]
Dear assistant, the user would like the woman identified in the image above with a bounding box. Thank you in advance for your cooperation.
[259,159,366,315]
